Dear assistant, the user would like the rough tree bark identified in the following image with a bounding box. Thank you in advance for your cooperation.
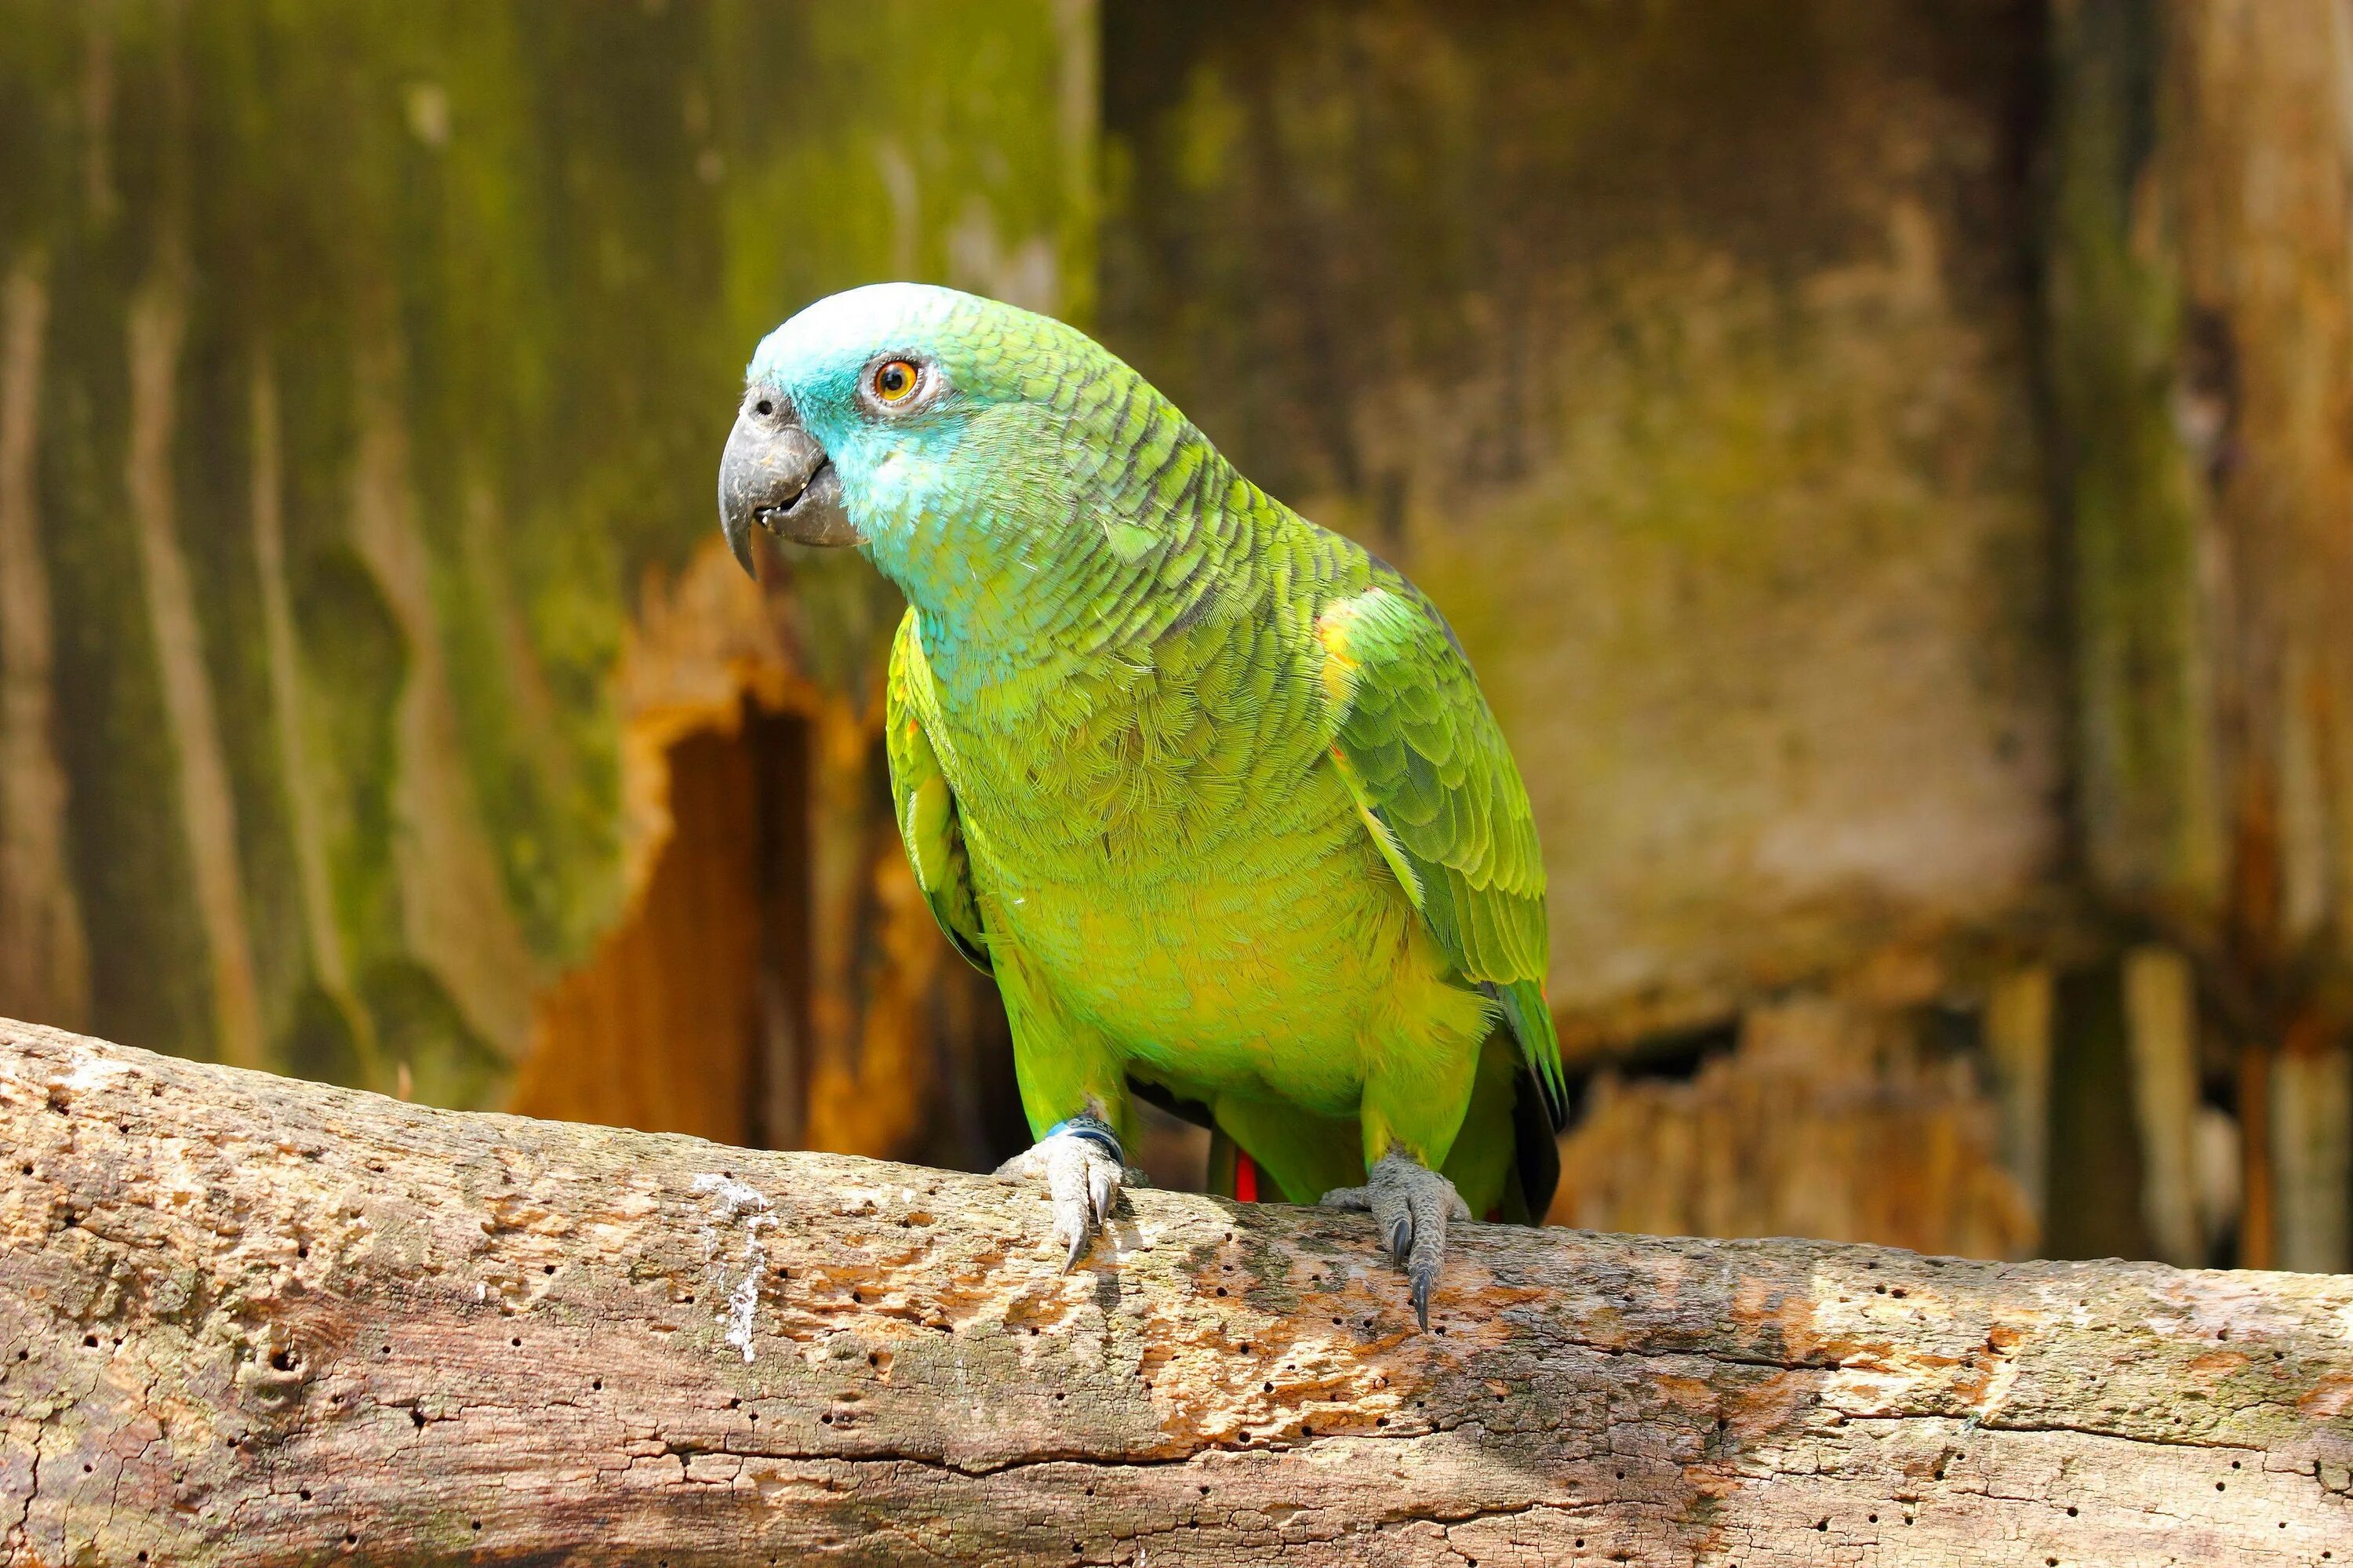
[5,1019,2351,1567]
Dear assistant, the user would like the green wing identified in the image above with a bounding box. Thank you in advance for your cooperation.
[1317,577,1567,1128]
[886,609,990,972]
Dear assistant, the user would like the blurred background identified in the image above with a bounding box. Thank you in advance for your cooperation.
[2,0,2349,1273]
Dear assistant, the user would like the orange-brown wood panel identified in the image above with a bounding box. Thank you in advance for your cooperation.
[1550,995,2036,1260]
[511,725,772,1144]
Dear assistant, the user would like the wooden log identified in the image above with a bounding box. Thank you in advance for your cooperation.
[4,1019,2351,1567]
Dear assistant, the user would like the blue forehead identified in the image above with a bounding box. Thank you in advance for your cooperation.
[746,282,974,391]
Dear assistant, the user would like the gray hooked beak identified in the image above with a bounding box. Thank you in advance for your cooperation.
[718,386,858,574]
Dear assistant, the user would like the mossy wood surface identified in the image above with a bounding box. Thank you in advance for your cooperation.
[7,1019,2351,1566]
[0,1,1091,1102]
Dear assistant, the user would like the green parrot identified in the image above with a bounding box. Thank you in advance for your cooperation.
[719,284,1563,1326]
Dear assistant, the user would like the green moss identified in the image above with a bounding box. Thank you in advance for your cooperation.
[281,981,364,1089]
[2043,959,2155,1260]
[362,956,505,1111]
[293,545,407,963]
[1,2,1092,1100]
[2043,0,2223,919]
[38,308,215,1062]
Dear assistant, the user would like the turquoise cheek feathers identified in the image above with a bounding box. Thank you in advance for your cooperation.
[718,283,1566,1330]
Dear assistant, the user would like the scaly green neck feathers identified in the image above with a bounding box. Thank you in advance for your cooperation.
[857,344,1260,699]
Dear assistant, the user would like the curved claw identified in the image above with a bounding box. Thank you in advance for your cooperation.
[1089,1159,1118,1228]
[1319,1149,1470,1333]
[996,1124,1129,1274]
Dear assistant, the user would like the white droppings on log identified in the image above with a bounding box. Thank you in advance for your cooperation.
[693,1172,775,1362]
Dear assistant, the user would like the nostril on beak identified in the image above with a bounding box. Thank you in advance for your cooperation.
[720,396,856,567]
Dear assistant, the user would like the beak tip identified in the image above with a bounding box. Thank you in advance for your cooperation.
[726,522,759,579]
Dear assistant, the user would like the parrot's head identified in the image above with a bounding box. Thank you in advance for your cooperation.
[719,282,1153,588]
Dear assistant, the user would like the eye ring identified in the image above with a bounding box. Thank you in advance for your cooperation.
[871,358,922,405]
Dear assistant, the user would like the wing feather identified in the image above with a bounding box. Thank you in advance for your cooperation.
[886,609,990,972]
[1318,578,1566,1128]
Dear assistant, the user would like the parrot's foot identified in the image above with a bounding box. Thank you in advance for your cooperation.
[994,1116,1135,1272]
[1320,1150,1471,1330]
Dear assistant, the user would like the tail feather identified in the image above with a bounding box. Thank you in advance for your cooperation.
[1486,977,1569,1131]
[1508,1061,1563,1221]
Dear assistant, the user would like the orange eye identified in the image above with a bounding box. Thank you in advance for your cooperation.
[873,359,920,403]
